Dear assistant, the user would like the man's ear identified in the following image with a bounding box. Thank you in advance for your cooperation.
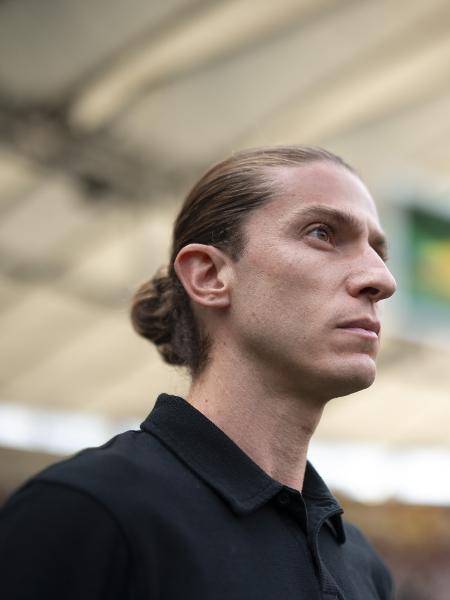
[174,244,232,309]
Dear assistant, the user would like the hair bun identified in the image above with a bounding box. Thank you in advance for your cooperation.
[130,266,185,365]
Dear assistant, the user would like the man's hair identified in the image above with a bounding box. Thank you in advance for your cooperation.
[130,145,355,376]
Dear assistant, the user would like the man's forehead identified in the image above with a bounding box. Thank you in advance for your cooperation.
[272,161,370,198]
[266,161,379,222]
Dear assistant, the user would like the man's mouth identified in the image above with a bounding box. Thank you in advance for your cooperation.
[336,318,380,339]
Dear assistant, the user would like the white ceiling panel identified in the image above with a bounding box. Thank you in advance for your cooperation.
[85,353,189,417]
[324,89,450,190]
[0,287,104,384]
[0,274,28,313]
[0,0,195,100]
[246,31,450,149]
[0,176,90,260]
[0,149,40,206]
[70,0,335,131]
[114,0,449,168]
[1,313,155,410]
[60,203,177,297]
[317,370,450,447]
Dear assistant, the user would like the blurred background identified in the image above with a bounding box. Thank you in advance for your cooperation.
[0,1,449,598]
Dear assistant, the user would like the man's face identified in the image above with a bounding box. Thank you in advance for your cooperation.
[227,161,397,402]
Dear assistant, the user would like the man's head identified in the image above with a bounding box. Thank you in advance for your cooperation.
[131,146,396,399]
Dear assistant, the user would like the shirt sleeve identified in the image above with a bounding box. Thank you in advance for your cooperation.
[0,480,131,600]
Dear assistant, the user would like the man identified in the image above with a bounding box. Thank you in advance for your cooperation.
[0,146,396,599]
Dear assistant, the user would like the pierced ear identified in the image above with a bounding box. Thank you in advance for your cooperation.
[174,244,232,309]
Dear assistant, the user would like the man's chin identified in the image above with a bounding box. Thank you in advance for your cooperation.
[321,355,377,400]
[339,357,376,395]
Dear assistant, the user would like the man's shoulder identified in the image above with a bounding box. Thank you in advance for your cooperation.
[36,428,160,485]
[341,519,393,595]
[341,518,381,555]
[14,426,194,515]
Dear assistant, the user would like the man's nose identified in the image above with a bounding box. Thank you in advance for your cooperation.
[347,254,397,302]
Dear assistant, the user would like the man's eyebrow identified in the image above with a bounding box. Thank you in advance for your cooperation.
[290,205,362,229]
[289,204,389,258]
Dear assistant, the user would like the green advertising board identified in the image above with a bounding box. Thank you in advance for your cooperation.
[408,207,450,307]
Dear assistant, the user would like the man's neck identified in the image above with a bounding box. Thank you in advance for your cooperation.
[186,347,325,492]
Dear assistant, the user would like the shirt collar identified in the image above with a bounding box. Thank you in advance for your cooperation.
[141,394,345,542]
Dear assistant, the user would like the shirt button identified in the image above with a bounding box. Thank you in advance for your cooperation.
[277,491,290,506]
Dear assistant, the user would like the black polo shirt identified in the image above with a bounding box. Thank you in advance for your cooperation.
[0,394,393,599]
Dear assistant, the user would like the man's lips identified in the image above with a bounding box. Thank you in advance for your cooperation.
[336,318,381,339]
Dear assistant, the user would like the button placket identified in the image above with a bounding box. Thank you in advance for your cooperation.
[277,491,291,506]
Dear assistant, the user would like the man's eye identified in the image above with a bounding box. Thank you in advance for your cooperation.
[307,226,332,243]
